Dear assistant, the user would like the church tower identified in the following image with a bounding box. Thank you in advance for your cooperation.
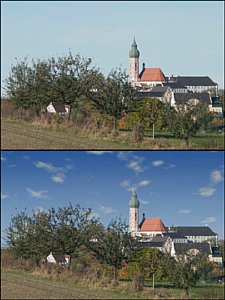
[129,37,140,85]
[129,187,140,236]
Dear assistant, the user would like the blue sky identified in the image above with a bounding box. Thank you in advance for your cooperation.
[1,1,224,96]
[1,150,224,246]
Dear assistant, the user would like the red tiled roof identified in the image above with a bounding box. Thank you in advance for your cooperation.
[140,68,166,82]
[140,218,166,232]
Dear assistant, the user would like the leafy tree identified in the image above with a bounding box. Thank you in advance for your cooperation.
[128,247,165,291]
[47,52,103,118]
[168,103,212,147]
[136,97,170,133]
[4,52,103,118]
[5,209,52,266]
[164,252,210,298]
[5,58,52,116]
[47,203,101,268]
[89,218,136,285]
[89,68,136,135]
[5,203,101,268]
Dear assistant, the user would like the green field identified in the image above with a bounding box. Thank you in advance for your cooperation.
[1,269,224,299]
[1,118,224,150]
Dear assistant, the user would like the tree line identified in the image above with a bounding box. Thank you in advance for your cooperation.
[4,52,220,146]
[4,203,222,297]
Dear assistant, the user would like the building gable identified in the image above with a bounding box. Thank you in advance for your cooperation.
[139,68,166,82]
[139,218,166,232]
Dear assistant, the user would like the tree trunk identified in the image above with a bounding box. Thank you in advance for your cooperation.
[131,272,144,292]
[35,259,40,267]
[184,136,189,148]
[36,109,40,118]
[112,266,119,286]
[183,286,189,299]
[111,116,119,136]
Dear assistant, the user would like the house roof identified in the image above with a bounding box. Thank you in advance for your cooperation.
[163,232,187,239]
[174,243,211,255]
[151,86,169,92]
[175,76,217,87]
[137,241,164,248]
[163,82,187,89]
[137,237,169,248]
[139,68,166,82]
[139,91,165,98]
[138,91,165,98]
[139,218,166,232]
[175,226,217,237]
[139,86,169,98]
[174,92,211,105]
[51,252,67,263]
[52,103,66,113]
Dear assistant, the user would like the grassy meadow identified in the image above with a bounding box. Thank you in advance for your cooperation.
[1,118,224,150]
[1,268,224,299]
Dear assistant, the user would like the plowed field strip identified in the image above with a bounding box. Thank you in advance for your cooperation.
[1,121,126,149]
[1,271,126,299]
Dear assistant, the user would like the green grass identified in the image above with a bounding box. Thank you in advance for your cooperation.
[1,118,224,149]
[2,268,224,299]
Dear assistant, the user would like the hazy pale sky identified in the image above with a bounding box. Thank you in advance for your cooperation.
[1,1,224,96]
[1,150,224,246]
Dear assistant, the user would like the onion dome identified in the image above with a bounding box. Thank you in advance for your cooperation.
[129,187,140,208]
[129,37,140,58]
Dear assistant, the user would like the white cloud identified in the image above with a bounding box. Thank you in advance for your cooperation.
[120,180,130,188]
[26,188,49,199]
[34,161,57,173]
[198,187,216,197]
[33,160,73,184]
[128,160,144,173]
[1,155,6,161]
[1,193,8,200]
[140,200,149,205]
[98,205,117,214]
[86,151,113,155]
[117,152,145,174]
[178,209,190,214]
[117,151,133,161]
[138,180,151,187]
[200,217,216,224]
[152,160,164,167]
[51,174,65,183]
[164,164,176,170]
[210,170,223,184]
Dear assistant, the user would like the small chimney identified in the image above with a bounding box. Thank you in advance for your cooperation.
[143,213,145,220]
[142,63,145,70]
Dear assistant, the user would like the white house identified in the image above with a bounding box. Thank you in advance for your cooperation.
[47,102,70,116]
[46,252,70,266]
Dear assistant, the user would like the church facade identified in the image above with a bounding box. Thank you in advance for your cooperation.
[128,38,222,116]
[128,37,218,92]
[128,188,222,264]
[129,188,218,244]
